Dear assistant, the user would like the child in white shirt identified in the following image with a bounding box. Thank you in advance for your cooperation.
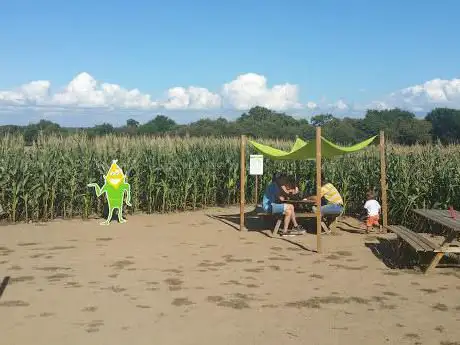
[364,190,382,233]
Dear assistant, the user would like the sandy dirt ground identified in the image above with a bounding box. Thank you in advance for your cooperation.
[0,206,459,345]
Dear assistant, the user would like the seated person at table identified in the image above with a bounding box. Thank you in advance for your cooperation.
[262,173,305,236]
[287,175,304,200]
[279,175,293,198]
[307,173,343,216]
[279,175,305,201]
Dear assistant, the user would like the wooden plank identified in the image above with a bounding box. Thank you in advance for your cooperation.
[404,233,437,252]
[413,209,460,232]
[273,219,282,235]
[316,126,322,253]
[425,253,444,274]
[436,247,460,253]
[415,209,459,229]
[397,227,439,251]
[387,225,438,252]
[399,229,437,251]
[240,135,246,231]
[380,131,388,228]
[391,229,428,251]
[321,221,331,234]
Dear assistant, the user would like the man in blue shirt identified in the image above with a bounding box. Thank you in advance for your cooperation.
[262,173,304,236]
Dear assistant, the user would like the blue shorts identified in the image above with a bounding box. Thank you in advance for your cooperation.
[320,204,343,215]
[270,203,286,214]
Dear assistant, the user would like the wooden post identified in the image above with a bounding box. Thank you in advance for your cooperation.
[380,131,388,229]
[240,135,246,231]
[255,175,259,205]
[316,127,322,253]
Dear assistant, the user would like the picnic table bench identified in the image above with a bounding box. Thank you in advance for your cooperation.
[386,208,460,274]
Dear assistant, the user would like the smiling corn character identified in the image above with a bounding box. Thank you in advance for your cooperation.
[87,160,132,225]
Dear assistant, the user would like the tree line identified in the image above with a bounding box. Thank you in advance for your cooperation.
[1,106,459,145]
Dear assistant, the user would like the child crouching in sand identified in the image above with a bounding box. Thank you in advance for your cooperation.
[364,190,382,233]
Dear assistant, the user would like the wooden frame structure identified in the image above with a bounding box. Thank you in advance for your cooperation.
[239,129,388,253]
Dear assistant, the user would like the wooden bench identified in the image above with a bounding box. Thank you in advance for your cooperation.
[386,225,460,274]
[254,206,336,236]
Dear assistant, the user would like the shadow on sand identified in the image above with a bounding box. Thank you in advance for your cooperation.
[364,236,401,269]
[0,276,10,299]
[207,210,317,253]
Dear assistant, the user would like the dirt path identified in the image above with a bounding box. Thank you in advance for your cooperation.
[1,207,459,345]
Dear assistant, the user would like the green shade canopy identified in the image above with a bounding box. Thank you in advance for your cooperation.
[248,135,378,160]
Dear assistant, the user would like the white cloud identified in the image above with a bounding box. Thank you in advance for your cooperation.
[370,78,460,111]
[0,72,300,113]
[221,73,301,111]
[0,80,50,105]
[2,72,460,125]
[306,101,318,109]
[161,86,221,110]
[51,72,158,109]
[328,99,349,111]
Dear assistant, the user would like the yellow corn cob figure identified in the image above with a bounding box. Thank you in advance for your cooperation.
[87,159,132,225]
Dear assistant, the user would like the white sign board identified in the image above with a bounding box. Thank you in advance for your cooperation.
[249,155,264,175]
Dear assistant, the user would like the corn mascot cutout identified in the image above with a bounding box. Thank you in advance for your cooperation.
[87,160,132,225]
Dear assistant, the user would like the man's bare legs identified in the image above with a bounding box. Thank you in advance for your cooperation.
[282,205,292,233]
[281,204,304,235]
[289,205,299,227]
[289,204,305,232]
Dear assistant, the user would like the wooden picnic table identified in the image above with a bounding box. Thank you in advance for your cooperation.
[413,208,460,256]
[412,209,460,233]
[281,198,316,206]
[386,208,460,273]
[283,199,314,204]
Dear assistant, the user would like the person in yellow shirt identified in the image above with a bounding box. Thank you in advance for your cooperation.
[307,172,344,216]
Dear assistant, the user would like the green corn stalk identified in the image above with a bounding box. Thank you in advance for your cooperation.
[0,133,459,225]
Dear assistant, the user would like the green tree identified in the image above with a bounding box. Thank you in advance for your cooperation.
[236,106,314,139]
[425,108,460,143]
[138,115,177,134]
[176,117,234,137]
[310,114,334,127]
[356,108,432,144]
[323,117,367,144]
[125,118,140,135]
[126,118,139,128]
[23,126,39,145]
[390,118,432,145]
[92,123,114,135]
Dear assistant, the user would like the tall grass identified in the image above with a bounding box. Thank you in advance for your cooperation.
[0,133,459,225]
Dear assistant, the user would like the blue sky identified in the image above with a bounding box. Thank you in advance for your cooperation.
[0,0,459,126]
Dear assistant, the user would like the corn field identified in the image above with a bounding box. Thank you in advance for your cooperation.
[0,133,459,225]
